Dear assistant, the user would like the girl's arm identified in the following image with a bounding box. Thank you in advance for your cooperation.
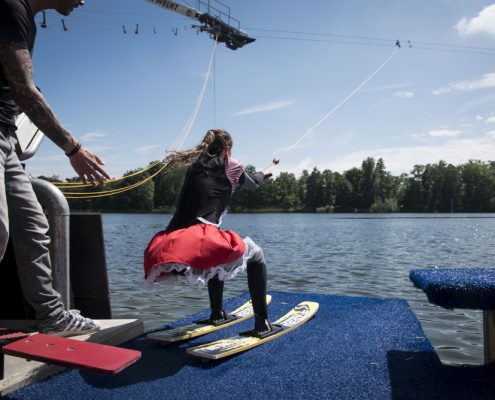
[238,171,271,191]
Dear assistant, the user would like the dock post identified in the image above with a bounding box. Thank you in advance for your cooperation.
[30,177,70,309]
[483,310,495,365]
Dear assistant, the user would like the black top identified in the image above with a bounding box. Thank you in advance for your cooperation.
[0,0,36,130]
[166,155,264,231]
[167,156,232,231]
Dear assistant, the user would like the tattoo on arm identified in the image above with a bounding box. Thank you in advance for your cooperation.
[0,39,73,149]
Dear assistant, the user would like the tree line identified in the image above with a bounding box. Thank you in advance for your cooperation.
[40,158,495,213]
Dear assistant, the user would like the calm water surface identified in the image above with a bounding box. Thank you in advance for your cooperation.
[102,213,495,366]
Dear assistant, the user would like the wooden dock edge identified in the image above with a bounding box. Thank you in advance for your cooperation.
[0,319,143,396]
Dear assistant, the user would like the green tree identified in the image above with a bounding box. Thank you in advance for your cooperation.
[272,172,300,210]
[305,167,324,211]
[359,157,376,210]
[343,167,363,211]
[461,161,495,212]
[153,165,185,209]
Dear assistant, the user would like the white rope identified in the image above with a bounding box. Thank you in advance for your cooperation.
[267,47,400,171]
[162,38,218,158]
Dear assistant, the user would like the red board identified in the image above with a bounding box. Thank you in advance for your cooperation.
[2,333,141,374]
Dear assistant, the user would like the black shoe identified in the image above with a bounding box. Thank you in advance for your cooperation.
[197,310,234,326]
[254,315,271,334]
[209,310,227,324]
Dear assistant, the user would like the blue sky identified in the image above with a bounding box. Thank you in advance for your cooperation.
[27,0,495,179]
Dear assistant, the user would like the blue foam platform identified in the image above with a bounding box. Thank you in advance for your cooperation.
[410,268,495,310]
[5,292,495,400]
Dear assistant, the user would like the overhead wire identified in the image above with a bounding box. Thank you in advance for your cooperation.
[246,27,495,53]
[38,11,495,56]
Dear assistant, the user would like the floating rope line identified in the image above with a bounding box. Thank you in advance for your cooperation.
[55,38,218,197]
[264,47,400,173]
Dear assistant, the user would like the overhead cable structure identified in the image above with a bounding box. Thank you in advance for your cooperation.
[146,0,255,50]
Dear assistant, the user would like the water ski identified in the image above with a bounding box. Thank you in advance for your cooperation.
[186,301,319,360]
[148,295,272,344]
[2,333,141,374]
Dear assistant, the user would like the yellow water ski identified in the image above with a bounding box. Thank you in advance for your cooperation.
[147,295,272,344]
[186,301,319,360]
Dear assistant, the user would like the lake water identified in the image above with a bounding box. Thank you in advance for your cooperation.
[102,213,495,366]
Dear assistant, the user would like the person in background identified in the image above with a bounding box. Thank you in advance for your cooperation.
[144,129,273,335]
[0,0,110,336]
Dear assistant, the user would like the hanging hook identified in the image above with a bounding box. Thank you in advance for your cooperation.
[61,19,68,32]
[122,25,127,34]
[41,11,47,28]
[135,24,139,34]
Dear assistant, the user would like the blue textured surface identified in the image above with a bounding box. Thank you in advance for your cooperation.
[410,268,495,310]
[5,292,495,400]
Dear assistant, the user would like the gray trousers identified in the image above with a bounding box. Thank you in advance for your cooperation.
[0,128,63,324]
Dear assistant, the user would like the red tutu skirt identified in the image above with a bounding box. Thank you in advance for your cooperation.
[144,224,253,286]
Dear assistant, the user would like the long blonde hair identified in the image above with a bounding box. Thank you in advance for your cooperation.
[165,129,233,168]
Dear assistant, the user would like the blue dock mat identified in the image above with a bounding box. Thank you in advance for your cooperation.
[5,292,495,400]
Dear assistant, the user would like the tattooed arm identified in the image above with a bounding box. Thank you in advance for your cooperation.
[0,40,110,184]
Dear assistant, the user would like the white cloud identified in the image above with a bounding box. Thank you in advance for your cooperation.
[426,129,463,138]
[476,115,485,121]
[433,73,495,95]
[413,128,463,140]
[456,4,495,38]
[486,116,495,124]
[275,157,317,177]
[322,137,495,175]
[136,144,162,153]
[393,91,415,99]
[457,94,495,114]
[233,100,294,117]
[487,130,495,138]
[365,81,416,92]
[84,145,113,153]
[81,131,108,141]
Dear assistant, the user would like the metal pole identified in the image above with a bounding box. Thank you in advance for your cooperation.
[30,177,71,309]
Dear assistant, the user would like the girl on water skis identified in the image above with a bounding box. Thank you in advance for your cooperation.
[144,129,272,335]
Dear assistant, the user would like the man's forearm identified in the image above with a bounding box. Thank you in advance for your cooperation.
[0,41,77,152]
[14,86,76,151]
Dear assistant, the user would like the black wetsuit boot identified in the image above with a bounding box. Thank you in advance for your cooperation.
[247,260,271,333]
[207,276,226,322]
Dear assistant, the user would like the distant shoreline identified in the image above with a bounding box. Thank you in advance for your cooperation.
[74,209,495,215]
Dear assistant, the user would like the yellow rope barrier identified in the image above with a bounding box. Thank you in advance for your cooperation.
[53,159,164,188]
[63,162,169,199]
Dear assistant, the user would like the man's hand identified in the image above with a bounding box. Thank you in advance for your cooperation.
[264,173,273,180]
[69,146,111,185]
